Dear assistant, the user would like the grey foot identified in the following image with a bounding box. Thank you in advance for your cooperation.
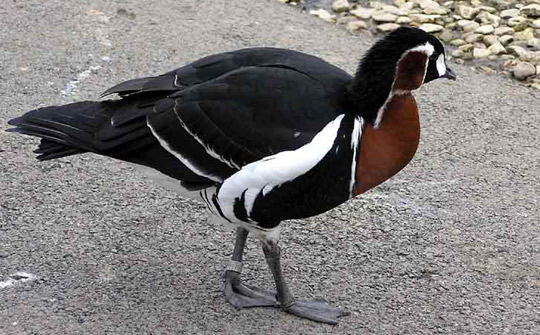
[283,300,350,325]
[224,271,278,309]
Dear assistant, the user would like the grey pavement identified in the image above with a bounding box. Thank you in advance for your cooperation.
[0,0,539,334]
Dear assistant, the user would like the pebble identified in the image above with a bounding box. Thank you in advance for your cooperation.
[309,9,336,23]
[473,48,492,58]
[480,12,501,27]
[500,8,520,18]
[499,34,515,46]
[450,39,467,46]
[465,33,484,43]
[411,14,441,23]
[483,35,499,46]
[350,8,375,20]
[372,11,398,22]
[476,25,495,34]
[513,61,536,80]
[348,20,368,31]
[397,16,413,24]
[332,0,351,13]
[529,38,540,50]
[515,28,534,40]
[494,26,514,35]
[376,23,401,32]
[488,42,507,55]
[420,23,444,33]
[456,5,480,19]
[521,4,540,18]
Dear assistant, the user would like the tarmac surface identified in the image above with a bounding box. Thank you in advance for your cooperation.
[1,0,539,334]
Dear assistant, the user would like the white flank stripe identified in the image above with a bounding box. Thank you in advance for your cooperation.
[217,114,346,222]
[349,116,364,196]
[147,120,222,182]
[173,101,241,170]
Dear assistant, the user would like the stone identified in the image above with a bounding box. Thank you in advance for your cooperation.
[438,29,454,43]
[473,48,492,58]
[456,5,480,19]
[513,62,536,80]
[483,35,499,46]
[396,16,412,24]
[494,26,514,36]
[332,0,351,13]
[499,35,515,46]
[450,39,467,46]
[381,5,407,16]
[528,38,540,50]
[369,1,384,9]
[475,25,495,34]
[516,28,535,40]
[521,4,540,18]
[451,49,465,58]
[422,2,447,15]
[488,43,507,55]
[351,7,375,20]
[309,9,336,23]
[419,23,444,33]
[347,20,368,32]
[414,0,440,10]
[465,33,484,43]
[476,12,501,27]
[508,16,528,29]
[507,45,529,58]
[500,8,520,18]
[400,2,416,11]
[531,82,540,91]
[529,52,540,65]
[458,20,481,32]
[459,43,474,52]
[372,11,398,22]
[479,6,497,14]
[532,20,540,29]
[486,0,511,11]
[410,14,440,23]
[376,23,401,32]
[474,42,487,50]
[337,15,356,26]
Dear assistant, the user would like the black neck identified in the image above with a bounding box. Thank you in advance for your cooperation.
[346,65,394,124]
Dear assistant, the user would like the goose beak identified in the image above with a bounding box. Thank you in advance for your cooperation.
[443,66,457,80]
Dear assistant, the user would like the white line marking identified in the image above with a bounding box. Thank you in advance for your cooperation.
[0,272,37,289]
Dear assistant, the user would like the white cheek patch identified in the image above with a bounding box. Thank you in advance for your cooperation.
[436,54,446,77]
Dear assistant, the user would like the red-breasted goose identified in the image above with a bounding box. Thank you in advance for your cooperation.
[8,27,456,324]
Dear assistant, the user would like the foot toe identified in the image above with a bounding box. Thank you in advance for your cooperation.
[285,300,349,324]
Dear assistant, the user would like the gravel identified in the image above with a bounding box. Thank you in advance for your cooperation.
[1,0,539,334]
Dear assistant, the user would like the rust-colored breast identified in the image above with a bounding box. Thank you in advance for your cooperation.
[354,94,420,195]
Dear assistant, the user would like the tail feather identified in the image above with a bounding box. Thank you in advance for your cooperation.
[7,101,107,160]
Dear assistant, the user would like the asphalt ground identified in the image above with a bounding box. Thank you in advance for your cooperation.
[0,0,539,334]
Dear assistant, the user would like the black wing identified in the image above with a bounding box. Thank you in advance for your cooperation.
[9,48,352,187]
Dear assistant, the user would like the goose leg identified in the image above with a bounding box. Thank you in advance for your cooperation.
[224,228,278,308]
[261,239,349,324]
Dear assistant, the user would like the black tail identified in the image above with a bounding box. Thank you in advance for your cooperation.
[7,101,108,161]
